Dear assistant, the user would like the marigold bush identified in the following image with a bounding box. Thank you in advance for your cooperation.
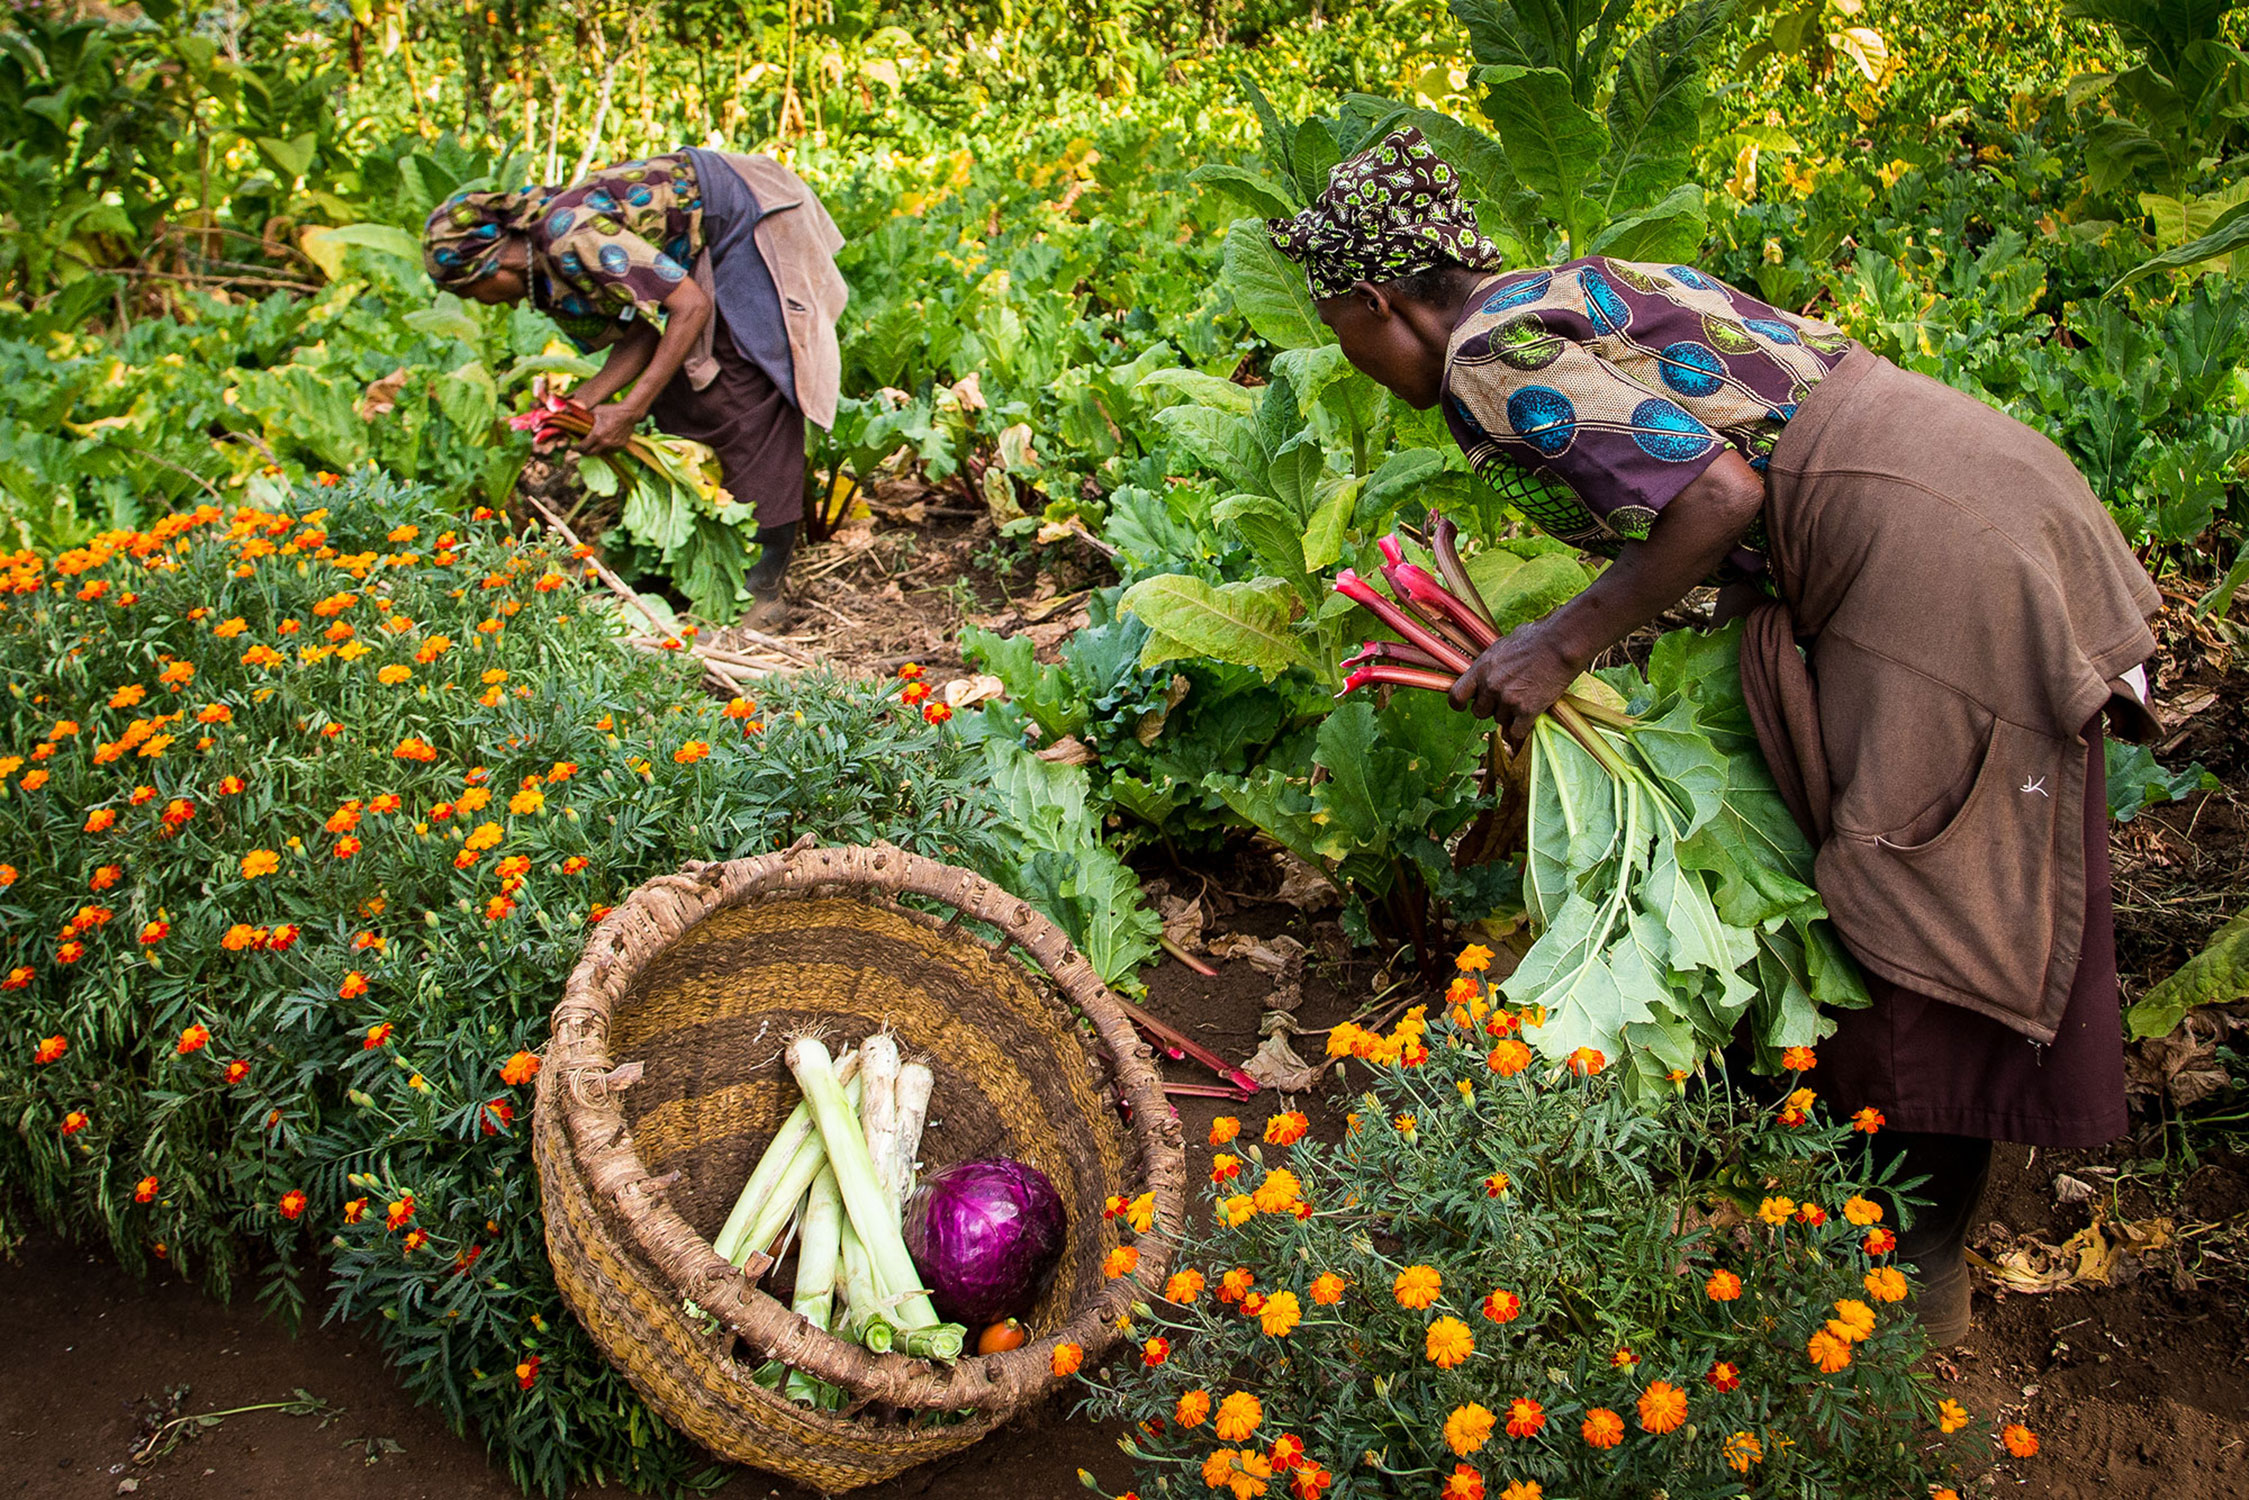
[1077,969,2016,1498]
[0,473,1006,1495]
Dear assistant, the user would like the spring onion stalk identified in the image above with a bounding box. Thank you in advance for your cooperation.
[783,1167,845,1404]
[786,1037,945,1332]
[836,1222,897,1354]
[858,1032,902,1212]
[718,1071,865,1269]
[710,1050,861,1264]
[885,1061,934,1211]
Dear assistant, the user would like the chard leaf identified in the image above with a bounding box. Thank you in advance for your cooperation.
[1119,574,1307,679]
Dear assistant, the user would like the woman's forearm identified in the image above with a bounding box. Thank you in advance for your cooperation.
[616,278,711,417]
[1543,453,1768,671]
[575,322,660,407]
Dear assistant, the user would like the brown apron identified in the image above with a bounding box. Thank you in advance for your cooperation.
[1738,348,2159,1144]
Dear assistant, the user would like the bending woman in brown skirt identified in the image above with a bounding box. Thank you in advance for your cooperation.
[420,149,848,625]
[1271,128,2162,1342]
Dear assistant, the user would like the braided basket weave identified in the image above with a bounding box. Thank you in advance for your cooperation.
[532,842,1185,1492]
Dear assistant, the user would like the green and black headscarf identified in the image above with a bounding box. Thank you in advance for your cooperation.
[1267,126,1502,299]
[421,186,555,289]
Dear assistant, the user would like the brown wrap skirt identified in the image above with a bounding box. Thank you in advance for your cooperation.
[647,307,806,528]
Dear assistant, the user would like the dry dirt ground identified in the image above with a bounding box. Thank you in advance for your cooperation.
[4,513,2245,1500]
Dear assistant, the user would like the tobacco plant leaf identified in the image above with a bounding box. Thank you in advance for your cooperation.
[1121,574,1307,680]
[2128,910,2249,1039]
[1222,216,1327,351]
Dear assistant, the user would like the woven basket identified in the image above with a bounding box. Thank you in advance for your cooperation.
[532,841,1185,1492]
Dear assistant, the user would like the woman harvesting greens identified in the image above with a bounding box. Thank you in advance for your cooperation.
[1272,128,2162,1344]
[421,149,846,624]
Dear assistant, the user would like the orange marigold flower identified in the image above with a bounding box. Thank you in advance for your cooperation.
[18,768,48,790]
[1567,1046,1604,1075]
[90,864,122,891]
[1050,1342,1083,1377]
[1864,1266,1909,1303]
[1853,1106,1885,1133]
[1445,1402,1496,1456]
[1807,1328,1853,1373]
[1483,1172,1511,1198]
[1259,1290,1302,1338]
[1290,1464,1331,1500]
[385,1195,416,1231]
[1722,1430,1763,1473]
[1826,1298,1877,1344]
[85,808,118,833]
[1580,1407,1624,1449]
[1165,1268,1206,1303]
[509,786,545,815]
[922,701,953,725]
[673,739,711,764]
[218,775,245,795]
[1251,1167,1302,1215]
[343,1197,368,1224]
[1706,1360,1742,1392]
[1426,1316,1474,1368]
[35,1034,67,1064]
[376,664,412,686]
[1442,1466,1485,1500]
[135,1175,160,1203]
[56,939,85,964]
[277,1189,307,1220]
[1218,1267,1255,1303]
[1781,1045,1817,1071]
[1481,1288,1521,1323]
[2002,1424,2038,1458]
[0,864,14,887]
[1865,1226,1898,1255]
[393,736,437,762]
[1503,1397,1544,1438]
[1456,943,1494,971]
[560,855,590,875]
[334,835,362,859]
[1213,1391,1263,1443]
[1393,1264,1441,1309]
[1843,1194,1884,1226]
[722,696,757,719]
[900,680,931,706]
[222,1058,251,1085]
[484,894,516,922]
[240,848,280,878]
[1175,1389,1211,1427]
[362,1021,392,1049]
[4,966,35,991]
[1758,1195,1797,1226]
[197,702,233,724]
[1486,1039,1532,1076]
[1207,1119,1243,1149]
[139,919,169,944]
[368,793,401,814]
[61,1110,88,1135]
[1103,1244,1140,1279]
[500,1050,541,1086]
[109,684,146,709]
[1797,1202,1828,1226]
[1308,1272,1345,1306]
[1637,1381,1687,1434]
[1263,1110,1309,1146]
[1141,1336,1169,1366]
[1935,1398,1970,1434]
[401,1228,429,1253]
[1706,1267,1743,1301]
[176,1023,210,1055]
[481,1099,515,1135]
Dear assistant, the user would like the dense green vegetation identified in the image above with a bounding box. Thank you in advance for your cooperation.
[0,0,2244,1493]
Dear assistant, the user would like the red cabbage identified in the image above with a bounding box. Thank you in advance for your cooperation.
[904,1157,1066,1325]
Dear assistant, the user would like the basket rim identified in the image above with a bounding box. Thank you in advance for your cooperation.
[537,838,1186,1415]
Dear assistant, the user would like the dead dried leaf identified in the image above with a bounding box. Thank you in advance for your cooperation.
[1158,895,1206,954]
[2052,1173,2098,1206]
[1033,735,1095,766]
[1270,850,1340,911]
[1970,1214,2178,1294]
[359,368,411,420]
[941,674,1007,710]
[1241,1032,1322,1093]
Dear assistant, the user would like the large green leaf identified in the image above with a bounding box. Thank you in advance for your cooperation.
[1474,65,1610,247]
[2110,198,2249,294]
[1187,163,1297,220]
[1222,216,1329,350]
[2128,910,2249,1039]
[1120,574,1307,679]
[1585,183,1709,262]
[1135,366,1256,416]
[299,222,423,281]
[1211,493,1316,604]
[1600,0,1731,219]
[1463,548,1592,631]
[1152,404,1270,496]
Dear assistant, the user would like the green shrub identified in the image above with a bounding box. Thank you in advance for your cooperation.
[1076,966,2014,1499]
[0,471,1004,1495]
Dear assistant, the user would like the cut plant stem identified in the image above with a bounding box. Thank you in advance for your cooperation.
[858,1032,902,1213]
[1113,994,1262,1094]
[880,1061,932,1212]
[1159,935,1218,976]
[786,1036,945,1332]
[1384,558,1500,650]
[1342,638,1452,673]
[1333,570,1474,674]
[836,1222,897,1354]
[1339,664,1459,697]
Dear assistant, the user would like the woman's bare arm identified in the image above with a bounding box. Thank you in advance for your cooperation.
[579,277,712,455]
[572,319,660,408]
[1447,450,1768,739]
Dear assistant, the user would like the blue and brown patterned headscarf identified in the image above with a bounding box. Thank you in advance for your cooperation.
[1268,126,1502,299]
[421,187,555,288]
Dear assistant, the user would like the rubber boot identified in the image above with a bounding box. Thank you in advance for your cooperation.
[1885,1132,1992,1346]
[742,523,796,630]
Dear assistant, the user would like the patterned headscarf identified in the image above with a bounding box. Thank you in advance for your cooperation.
[421,187,555,289]
[1267,126,1502,299]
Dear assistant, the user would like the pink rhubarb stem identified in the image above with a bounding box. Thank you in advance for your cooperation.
[1429,511,1499,631]
[1159,935,1219,978]
[1341,639,1452,673]
[1115,995,1262,1094]
[1338,663,1460,697]
[1387,560,1500,651]
[1333,571,1474,673]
